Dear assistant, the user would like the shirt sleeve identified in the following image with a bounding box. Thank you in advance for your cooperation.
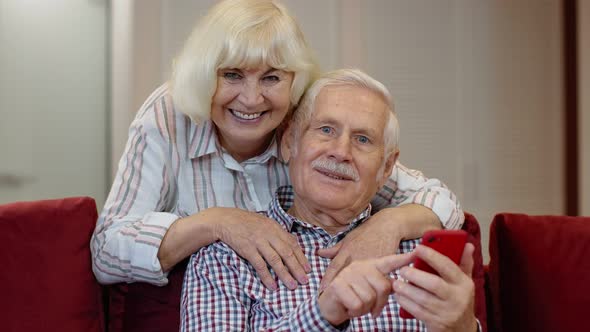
[180,244,343,332]
[180,245,251,332]
[372,162,464,230]
[91,88,180,285]
[259,297,346,332]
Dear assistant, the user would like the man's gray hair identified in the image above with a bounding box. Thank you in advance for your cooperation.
[290,69,399,155]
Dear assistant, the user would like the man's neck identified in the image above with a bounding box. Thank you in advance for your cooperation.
[286,197,366,235]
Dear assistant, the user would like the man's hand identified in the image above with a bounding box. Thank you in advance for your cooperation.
[393,243,478,332]
[318,253,413,326]
[318,205,440,291]
[214,208,311,290]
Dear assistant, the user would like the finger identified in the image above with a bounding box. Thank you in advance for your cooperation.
[270,223,311,274]
[398,263,452,301]
[257,242,298,290]
[414,245,464,282]
[392,277,445,315]
[320,254,350,291]
[459,243,475,277]
[393,290,439,324]
[269,237,309,285]
[373,253,414,275]
[361,269,393,317]
[348,280,377,317]
[245,249,278,291]
[333,283,366,318]
[317,242,342,259]
[290,234,312,273]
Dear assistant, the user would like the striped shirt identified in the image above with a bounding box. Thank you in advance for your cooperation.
[90,83,464,285]
[180,185,426,331]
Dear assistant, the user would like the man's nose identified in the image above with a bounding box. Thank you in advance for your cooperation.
[238,81,264,107]
[329,135,352,162]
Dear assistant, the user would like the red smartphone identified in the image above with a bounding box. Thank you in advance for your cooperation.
[399,230,468,319]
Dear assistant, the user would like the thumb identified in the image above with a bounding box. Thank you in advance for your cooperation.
[374,252,414,275]
[459,243,475,277]
[317,242,342,259]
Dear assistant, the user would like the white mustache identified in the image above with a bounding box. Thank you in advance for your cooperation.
[311,159,359,181]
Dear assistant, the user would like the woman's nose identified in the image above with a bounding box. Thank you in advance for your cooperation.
[238,81,264,107]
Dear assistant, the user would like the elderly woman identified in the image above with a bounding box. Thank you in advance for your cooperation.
[91,0,463,293]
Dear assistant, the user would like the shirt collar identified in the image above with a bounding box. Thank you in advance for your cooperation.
[188,120,285,164]
[188,120,217,159]
[267,185,372,235]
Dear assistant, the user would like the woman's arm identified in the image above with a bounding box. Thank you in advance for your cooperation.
[91,91,181,285]
[371,162,464,230]
[159,207,310,290]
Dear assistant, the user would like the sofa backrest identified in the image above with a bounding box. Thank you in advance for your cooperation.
[0,197,104,332]
[464,212,488,332]
[486,213,590,332]
[108,212,488,332]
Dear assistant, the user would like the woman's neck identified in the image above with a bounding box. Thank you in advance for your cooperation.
[217,131,275,163]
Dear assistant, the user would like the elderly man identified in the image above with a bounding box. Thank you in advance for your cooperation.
[180,69,478,331]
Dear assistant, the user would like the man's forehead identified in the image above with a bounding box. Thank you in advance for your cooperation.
[312,85,389,126]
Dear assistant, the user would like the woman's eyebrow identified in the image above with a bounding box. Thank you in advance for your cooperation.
[264,68,280,75]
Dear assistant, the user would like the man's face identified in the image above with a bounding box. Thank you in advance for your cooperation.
[288,85,397,216]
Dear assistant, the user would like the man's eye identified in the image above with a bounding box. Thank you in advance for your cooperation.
[223,72,241,80]
[320,126,332,134]
[356,135,370,144]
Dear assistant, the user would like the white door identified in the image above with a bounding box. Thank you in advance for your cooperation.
[0,0,108,208]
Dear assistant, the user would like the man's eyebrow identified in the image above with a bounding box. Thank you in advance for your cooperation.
[310,116,338,126]
[354,127,379,138]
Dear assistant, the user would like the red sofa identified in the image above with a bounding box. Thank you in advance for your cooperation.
[0,197,104,332]
[485,213,590,332]
[5,196,589,332]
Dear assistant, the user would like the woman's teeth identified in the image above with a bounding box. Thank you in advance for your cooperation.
[231,109,263,120]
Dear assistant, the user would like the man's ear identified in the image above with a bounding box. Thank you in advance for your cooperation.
[280,124,293,163]
[379,149,399,186]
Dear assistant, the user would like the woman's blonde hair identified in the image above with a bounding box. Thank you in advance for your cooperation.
[171,0,320,123]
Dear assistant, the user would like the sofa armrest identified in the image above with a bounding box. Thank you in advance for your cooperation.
[0,197,104,332]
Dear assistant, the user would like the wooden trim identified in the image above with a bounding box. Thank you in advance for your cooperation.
[563,0,579,215]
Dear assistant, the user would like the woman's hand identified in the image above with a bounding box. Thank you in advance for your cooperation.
[213,207,311,290]
[318,204,440,290]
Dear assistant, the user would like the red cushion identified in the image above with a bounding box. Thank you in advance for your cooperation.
[107,258,187,332]
[0,197,104,332]
[487,213,590,332]
[462,213,487,332]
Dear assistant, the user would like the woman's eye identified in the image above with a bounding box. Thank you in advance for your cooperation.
[223,72,242,80]
[263,75,280,82]
[356,135,370,144]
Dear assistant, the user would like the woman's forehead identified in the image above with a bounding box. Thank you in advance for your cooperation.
[218,64,288,73]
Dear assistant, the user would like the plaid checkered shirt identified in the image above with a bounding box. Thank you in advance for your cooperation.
[180,185,427,331]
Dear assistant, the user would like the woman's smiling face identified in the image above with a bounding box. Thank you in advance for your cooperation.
[210,64,294,161]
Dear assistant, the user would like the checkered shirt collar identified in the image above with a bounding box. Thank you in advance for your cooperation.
[267,185,372,234]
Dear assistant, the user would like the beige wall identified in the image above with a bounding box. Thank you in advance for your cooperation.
[112,0,566,261]
[0,0,108,207]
